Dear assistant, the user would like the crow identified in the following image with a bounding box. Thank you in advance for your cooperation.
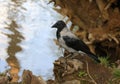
[51,20,100,63]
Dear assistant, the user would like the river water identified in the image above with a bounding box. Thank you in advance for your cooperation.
[0,0,64,82]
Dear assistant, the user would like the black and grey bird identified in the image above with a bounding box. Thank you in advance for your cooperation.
[51,20,100,63]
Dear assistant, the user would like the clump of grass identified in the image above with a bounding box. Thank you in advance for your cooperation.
[99,57,109,67]
[78,71,87,78]
[113,69,120,79]
[109,69,120,83]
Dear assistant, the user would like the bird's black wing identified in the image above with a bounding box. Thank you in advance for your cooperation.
[63,36,100,63]
[63,36,90,52]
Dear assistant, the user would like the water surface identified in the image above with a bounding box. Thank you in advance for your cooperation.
[0,0,63,81]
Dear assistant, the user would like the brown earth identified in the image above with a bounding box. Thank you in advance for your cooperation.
[50,0,120,83]
[1,0,120,84]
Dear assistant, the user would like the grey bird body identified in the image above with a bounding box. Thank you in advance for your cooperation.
[59,28,78,53]
[52,20,100,63]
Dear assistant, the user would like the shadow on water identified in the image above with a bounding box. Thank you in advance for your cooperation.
[6,20,24,82]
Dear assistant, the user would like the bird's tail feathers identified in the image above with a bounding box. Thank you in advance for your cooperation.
[87,52,100,63]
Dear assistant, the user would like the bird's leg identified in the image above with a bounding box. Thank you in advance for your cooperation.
[64,52,73,59]
[70,53,79,59]
[64,53,80,59]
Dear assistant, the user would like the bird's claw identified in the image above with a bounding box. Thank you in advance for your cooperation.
[64,53,73,59]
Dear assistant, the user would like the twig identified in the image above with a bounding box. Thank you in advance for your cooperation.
[108,34,119,44]
[104,0,116,10]
[86,61,97,84]
[96,0,109,21]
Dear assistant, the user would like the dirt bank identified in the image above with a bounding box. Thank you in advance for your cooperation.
[1,0,120,84]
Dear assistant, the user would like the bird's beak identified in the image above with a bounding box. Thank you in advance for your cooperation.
[51,23,57,28]
[51,25,55,28]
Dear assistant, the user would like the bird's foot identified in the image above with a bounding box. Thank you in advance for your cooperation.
[64,53,73,59]
[64,53,79,59]
[70,53,80,59]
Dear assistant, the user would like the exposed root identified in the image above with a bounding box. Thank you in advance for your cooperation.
[96,0,109,21]
[86,61,97,84]
[108,34,119,44]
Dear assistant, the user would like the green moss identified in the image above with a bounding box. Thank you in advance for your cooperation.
[99,57,109,67]
[113,69,120,79]
[78,71,87,78]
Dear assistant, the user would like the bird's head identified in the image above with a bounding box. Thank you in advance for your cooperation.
[51,20,66,30]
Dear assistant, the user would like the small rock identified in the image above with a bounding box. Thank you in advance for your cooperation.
[62,80,80,84]
[22,70,46,84]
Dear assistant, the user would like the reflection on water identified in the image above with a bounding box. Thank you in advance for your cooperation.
[6,21,24,82]
[4,0,26,82]
[0,0,63,82]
